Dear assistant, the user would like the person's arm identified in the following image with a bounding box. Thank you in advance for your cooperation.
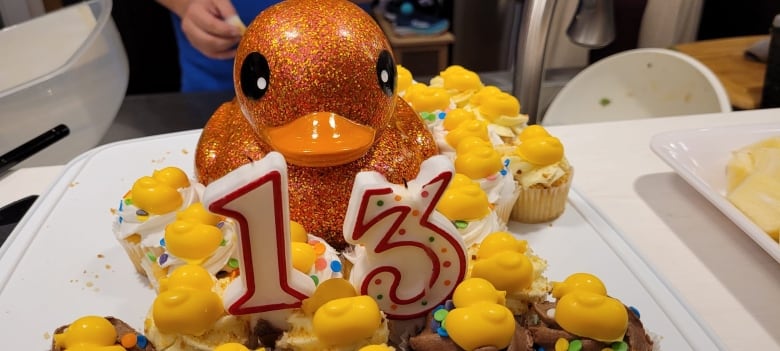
[156,0,242,59]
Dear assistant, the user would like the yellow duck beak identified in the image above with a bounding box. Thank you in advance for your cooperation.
[265,112,376,167]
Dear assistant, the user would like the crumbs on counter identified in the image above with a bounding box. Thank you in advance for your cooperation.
[599,97,611,107]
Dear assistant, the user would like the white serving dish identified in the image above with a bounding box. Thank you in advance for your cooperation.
[651,122,780,263]
[0,131,724,349]
[0,0,128,168]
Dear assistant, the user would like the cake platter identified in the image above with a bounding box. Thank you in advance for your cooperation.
[0,130,725,350]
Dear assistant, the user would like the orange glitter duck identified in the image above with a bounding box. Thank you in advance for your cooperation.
[195,0,438,249]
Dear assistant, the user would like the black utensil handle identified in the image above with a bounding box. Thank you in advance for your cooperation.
[0,124,70,175]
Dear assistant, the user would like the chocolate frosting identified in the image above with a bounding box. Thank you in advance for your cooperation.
[246,318,283,349]
[408,313,534,351]
[521,301,654,351]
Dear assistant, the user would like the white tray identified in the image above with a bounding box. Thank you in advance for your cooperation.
[650,122,780,263]
[0,131,724,350]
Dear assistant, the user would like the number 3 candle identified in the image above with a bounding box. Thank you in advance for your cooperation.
[203,152,316,315]
[344,155,467,319]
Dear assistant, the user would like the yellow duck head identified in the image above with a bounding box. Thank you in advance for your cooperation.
[53,316,126,351]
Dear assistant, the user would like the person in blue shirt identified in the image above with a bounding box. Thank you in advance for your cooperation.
[156,0,276,92]
[157,0,373,92]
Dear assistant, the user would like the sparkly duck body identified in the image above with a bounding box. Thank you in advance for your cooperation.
[195,0,438,249]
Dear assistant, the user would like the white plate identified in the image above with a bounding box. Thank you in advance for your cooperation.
[650,123,780,263]
[0,131,724,350]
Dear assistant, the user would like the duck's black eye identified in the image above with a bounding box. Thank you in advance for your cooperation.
[240,52,270,100]
[376,50,396,97]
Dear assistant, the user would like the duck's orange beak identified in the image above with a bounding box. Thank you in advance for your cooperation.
[265,112,376,167]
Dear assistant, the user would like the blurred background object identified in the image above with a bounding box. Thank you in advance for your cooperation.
[541,48,731,126]
[0,0,128,167]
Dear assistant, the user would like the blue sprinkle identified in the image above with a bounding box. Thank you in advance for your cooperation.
[436,326,448,337]
[500,169,507,176]
[330,260,342,273]
[438,111,446,120]
[118,216,123,224]
[217,221,225,228]
[137,335,148,348]
[159,238,166,247]
[159,253,168,265]
[444,300,455,310]
[118,200,123,211]
[504,158,510,167]
[536,347,545,351]
[629,306,641,318]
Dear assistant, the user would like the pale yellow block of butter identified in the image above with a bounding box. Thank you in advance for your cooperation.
[727,172,780,241]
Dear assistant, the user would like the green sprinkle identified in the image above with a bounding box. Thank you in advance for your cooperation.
[454,220,468,229]
[228,258,239,268]
[610,341,628,351]
[421,300,428,306]
[599,97,611,107]
[433,309,448,322]
[146,252,156,262]
[428,236,435,243]
[311,275,319,286]
[220,239,227,246]
[568,339,582,351]
[377,200,384,206]
[376,294,383,300]
[420,112,436,121]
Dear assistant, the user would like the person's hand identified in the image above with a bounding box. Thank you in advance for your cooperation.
[175,0,243,59]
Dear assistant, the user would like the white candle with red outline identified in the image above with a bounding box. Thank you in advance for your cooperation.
[344,155,467,319]
[203,152,315,315]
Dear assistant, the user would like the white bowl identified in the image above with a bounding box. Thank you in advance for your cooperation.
[0,0,128,167]
[542,48,731,125]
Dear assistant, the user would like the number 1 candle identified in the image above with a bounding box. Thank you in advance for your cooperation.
[203,152,316,315]
[344,155,467,319]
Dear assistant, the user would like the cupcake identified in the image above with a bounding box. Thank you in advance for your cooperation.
[52,315,155,351]
[145,264,253,349]
[276,279,390,351]
[516,273,657,351]
[140,202,239,291]
[436,174,505,255]
[113,167,204,277]
[288,220,345,288]
[453,136,519,224]
[468,232,551,315]
[465,88,528,143]
[429,65,484,108]
[505,125,573,223]
[403,83,456,131]
[408,278,517,351]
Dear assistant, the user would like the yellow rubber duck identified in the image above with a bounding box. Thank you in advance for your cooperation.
[53,316,125,351]
[436,174,491,221]
[152,264,224,336]
[312,295,383,347]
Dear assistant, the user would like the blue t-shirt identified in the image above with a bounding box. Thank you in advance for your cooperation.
[172,1,279,92]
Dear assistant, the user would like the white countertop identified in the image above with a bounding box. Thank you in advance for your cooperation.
[545,109,780,350]
[1,108,778,349]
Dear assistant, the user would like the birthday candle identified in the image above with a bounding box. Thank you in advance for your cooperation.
[344,155,467,319]
[203,152,315,315]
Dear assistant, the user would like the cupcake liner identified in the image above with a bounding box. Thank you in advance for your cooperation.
[494,185,521,225]
[510,168,573,223]
[118,236,148,275]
